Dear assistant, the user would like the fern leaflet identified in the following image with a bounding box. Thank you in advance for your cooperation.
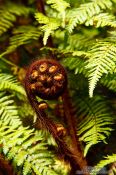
[90,154,116,175]
[85,13,116,28]
[47,0,70,27]
[0,2,31,36]
[0,92,22,126]
[0,121,69,175]
[86,41,116,97]
[35,12,60,45]
[75,95,114,156]
[0,73,26,96]
[67,0,113,32]
[1,26,41,56]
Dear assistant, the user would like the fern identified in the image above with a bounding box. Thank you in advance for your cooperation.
[100,74,116,92]
[0,121,69,175]
[47,0,70,27]
[85,41,116,97]
[0,2,31,36]
[0,70,69,175]
[35,13,60,45]
[0,92,22,126]
[85,13,116,28]
[90,154,116,175]
[0,0,116,174]
[1,26,41,56]
[67,0,113,32]
[62,56,87,75]
[74,95,114,156]
[0,73,26,96]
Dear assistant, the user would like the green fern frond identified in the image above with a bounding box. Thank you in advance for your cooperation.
[86,41,116,97]
[75,95,114,156]
[90,154,116,175]
[85,13,116,28]
[1,26,41,56]
[35,13,60,45]
[47,0,70,27]
[100,74,116,92]
[67,0,113,32]
[0,121,69,175]
[0,73,26,96]
[62,56,87,74]
[0,92,22,126]
[64,29,99,50]
[0,2,31,36]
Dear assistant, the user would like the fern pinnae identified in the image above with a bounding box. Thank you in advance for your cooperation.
[1,26,41,56]
[90,154,116,175]
[0,2,31,36]
[85,13,116,28]
[35,12,60,45]
[0,73,26,96]
[47,0,70,27]
[23,161,32,175]
[74,95,114,156]
[66,0,113,33]
[0,92,22,126]
[0,121,64,175]
[100,74,116,92]
[86,41,116,97]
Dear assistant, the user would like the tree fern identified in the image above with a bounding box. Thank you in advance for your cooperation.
[0,70,69,174]
[0,2,31,36]
[86,41,116,97]
[74,95,114,156]
[90,154,116,175]
[0,0,116,174]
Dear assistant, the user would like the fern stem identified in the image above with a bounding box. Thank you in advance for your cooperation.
[0,153,15,175]
[36,0,46,14]
[62,89,89,175]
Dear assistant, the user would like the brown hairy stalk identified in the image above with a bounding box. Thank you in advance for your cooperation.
[62,89,89,174]
[25,58,89,175]
[0,154,15,175]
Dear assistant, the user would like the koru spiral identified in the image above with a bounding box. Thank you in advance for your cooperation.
[25,58,67,137]
[25,59,67,101]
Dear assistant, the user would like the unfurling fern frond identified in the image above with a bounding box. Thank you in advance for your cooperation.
[75,95,114,156]
[0,73,26,96]
[1,26,41,56]
[0,92,22,126]
[0,2,31,36]
[35,13,60,45]
[67,0,113,33]
[90,154,116,175]
[47,0,70,27]
[86,41,116,97]
[85,13,116,28]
